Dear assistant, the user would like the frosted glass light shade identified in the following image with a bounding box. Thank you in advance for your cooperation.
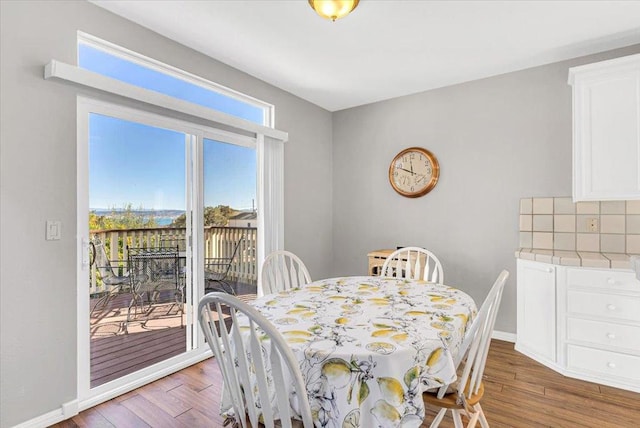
[308,0,360,21]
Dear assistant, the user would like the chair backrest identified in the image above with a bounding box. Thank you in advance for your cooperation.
[198,292,313,428]
[226,236,244,273]
[128,246,179,290]
[380,247,444,283]
[91,237,126,286]
[452,270,509,404]
[261,250,312,294]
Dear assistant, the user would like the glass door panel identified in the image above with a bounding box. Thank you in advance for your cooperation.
[88,113,191,388]
[202,138,257,300]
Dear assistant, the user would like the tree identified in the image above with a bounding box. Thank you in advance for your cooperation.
[89,204,158,231]
[170,205,237,227]
[205,205,235,226]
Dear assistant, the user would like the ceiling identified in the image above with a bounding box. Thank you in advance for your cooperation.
[91,1,640,112]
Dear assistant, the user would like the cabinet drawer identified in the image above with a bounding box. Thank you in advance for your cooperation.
[567,318,640,353]
[566,268,640,292]
[567,290,640,322]
[567,345,640,383]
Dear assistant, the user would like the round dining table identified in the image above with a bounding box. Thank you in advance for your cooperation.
[230,275,477,428]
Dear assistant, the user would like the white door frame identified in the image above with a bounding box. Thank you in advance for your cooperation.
[76,96,261,410]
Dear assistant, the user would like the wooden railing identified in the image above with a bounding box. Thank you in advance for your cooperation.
[90,226,257,295]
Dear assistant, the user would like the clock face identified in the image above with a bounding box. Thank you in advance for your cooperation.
[389,147,439,197]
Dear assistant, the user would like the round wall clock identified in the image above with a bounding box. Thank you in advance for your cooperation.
[389,147,440,197]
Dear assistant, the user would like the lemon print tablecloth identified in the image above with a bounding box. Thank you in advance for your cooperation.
[230,276,477,428]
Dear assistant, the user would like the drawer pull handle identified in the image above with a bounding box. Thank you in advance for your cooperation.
[606,333,616,339]
[607,304,616,311]
[607,362,616,369]
[546,268,553,273]
[607,278,616,285]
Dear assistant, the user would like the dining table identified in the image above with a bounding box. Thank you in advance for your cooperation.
[225,275,477,427]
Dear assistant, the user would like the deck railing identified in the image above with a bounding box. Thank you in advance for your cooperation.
[90,226,257,295]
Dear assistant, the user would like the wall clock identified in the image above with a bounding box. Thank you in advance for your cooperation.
[389,147,440,197]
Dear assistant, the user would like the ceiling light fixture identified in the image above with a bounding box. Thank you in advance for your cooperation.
[308,0,360,22]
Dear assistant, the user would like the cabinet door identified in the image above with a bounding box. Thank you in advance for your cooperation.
[517,260,556,363]
[571,55,640,201]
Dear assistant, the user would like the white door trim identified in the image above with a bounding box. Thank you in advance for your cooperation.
[76,96,277,410]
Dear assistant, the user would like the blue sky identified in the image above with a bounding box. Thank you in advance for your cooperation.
[83,44,258,211]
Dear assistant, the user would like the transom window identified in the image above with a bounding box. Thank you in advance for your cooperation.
[77,32,272,126]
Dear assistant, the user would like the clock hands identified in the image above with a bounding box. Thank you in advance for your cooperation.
[398,167,415,175]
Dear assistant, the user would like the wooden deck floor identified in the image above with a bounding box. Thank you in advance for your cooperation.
[90,281,256,388]
[57,339,640,427]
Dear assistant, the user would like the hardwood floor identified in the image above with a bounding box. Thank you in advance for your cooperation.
[53,340,640,427]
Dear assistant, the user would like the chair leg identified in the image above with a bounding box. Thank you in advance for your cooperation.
[466,406,480,428]
[476,404,489,428]
[429,408,447,428]
[90,291,115,317]
[206,280,236,296]
[174,288,184,329]
[452,410,464,428]
[127,291,145,328]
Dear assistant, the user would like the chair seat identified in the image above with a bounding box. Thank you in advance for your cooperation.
[423,381,485,410]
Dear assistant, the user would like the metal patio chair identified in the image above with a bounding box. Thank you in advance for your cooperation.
[90,237,131,316]
[204,236,244,295]
[127,245,183,328]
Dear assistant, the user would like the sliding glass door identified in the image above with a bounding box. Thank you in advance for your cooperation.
[77,98,258,405]
[86,112,190,388]
[202,138,257,299]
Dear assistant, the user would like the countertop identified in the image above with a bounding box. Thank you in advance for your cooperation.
[515,248,636,269]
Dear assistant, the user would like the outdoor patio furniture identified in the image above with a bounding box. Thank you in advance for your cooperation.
[159,236,186,251]
[90,237,131,316]
[127,246,183,328]
[204,236,244,295]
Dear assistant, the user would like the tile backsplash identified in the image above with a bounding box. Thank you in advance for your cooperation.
[519,197,640,254]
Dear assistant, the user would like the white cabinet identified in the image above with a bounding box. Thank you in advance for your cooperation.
[569,53,640,201]
[516,259,640,393]
[558,267,640,392]
[516,259,556,367]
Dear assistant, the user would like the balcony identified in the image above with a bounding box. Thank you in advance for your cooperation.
[89,225,257,387]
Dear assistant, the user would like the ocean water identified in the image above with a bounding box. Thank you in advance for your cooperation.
[155,217,174,226]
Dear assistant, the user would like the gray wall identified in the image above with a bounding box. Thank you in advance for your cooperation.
[2,0,639,425]
[331,44,640,334]
[0,1,332,426]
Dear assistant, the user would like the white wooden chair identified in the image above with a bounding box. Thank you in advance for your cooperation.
[198,292,313,428]
[380,246,444,283]
[261,250,312,294]
[423,270,510,428]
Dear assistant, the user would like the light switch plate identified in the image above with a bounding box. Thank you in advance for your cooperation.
[46,220,61,240]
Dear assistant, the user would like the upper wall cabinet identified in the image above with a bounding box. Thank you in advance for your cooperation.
[569,54,640,201]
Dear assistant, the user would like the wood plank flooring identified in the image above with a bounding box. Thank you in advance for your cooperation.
[54,340,640,428]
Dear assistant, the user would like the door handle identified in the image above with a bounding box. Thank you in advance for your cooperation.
[81,237,90,269]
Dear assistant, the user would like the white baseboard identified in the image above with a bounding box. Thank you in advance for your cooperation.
[11,399,78,428]
[492,330,516,343]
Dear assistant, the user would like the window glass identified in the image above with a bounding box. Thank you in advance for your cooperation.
[78,43,264,125]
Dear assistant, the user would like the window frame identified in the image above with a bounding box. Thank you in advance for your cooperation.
[77,31,274,128]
